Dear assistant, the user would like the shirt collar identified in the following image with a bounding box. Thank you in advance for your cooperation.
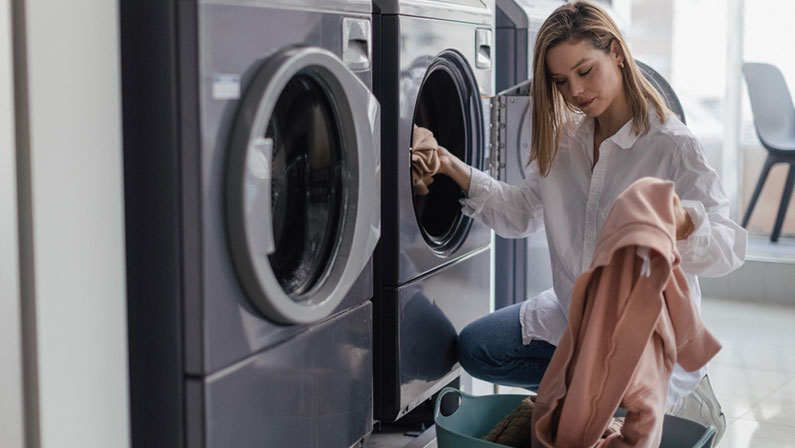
[570,104,659,150]
[610,118,640,149]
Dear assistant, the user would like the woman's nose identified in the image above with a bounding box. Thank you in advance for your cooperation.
[569,78,584,98]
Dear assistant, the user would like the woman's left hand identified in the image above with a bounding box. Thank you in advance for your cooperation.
[673,194,695,240]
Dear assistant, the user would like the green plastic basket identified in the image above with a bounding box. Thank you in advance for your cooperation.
[433,387,717,448]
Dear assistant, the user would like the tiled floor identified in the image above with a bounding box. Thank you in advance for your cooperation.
[702,297,795,447]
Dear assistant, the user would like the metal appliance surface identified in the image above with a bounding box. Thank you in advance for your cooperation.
[372,0,494,422]
[379,250,490,421]
[495,0,562,92]
[373,0,493,23]
[493,0,562,310]
[122,1,380,446]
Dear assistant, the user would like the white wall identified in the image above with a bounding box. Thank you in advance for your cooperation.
[11,0,131,446]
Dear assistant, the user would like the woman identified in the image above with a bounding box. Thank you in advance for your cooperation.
[427,1,746,443]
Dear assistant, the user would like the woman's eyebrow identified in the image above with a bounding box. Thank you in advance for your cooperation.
[549,58,591,77]
[570,58,589,70]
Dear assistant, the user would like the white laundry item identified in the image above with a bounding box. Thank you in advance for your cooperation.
[637,246,652,278]
[460,106,747,410]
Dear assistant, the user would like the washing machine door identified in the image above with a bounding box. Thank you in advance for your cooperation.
[226,47,380,325]
[410,50,486,255]
[636,60,686,125]
[490,60,686,181]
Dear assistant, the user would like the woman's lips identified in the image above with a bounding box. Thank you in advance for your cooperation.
[579,98,595,109]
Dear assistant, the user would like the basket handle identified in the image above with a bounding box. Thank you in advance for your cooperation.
[698,425,718,448]
[434,387,463,420]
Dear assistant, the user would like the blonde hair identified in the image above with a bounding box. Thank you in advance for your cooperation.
[530,1,669,176]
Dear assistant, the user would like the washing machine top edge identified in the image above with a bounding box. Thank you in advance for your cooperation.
[200,0,371,15]
[496,0,562,29]
[373,0,492,25]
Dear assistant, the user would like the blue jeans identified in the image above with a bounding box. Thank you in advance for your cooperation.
[457,303,557,391]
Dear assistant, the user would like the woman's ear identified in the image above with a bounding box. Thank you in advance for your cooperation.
[610,39,625,67]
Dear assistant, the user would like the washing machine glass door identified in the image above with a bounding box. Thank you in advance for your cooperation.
[411,50,484,255]
[227,47,380,325]
[636,60,686,125]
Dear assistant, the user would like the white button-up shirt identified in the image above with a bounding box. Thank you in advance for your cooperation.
[461,110,747,409]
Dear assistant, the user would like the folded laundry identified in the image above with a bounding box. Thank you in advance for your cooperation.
[411,124,442,195]
[531,177,722,448]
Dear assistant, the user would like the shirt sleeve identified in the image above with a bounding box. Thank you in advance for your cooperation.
[459,162,545,238]
[672,136,748,277]
[519,287,568,346]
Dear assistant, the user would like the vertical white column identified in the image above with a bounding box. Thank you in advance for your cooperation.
[612,0,633,31]
[723,0,745,220]
[0,0,25,445]
[15,0,131,446]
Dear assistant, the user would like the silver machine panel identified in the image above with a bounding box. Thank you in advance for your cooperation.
[372,0,494,423]
[122,2,381,446]
[492,0,562,310]
[374,0,493,24]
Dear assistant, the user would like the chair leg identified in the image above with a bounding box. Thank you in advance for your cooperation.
[742,156,775,228]
[771,163,795,242]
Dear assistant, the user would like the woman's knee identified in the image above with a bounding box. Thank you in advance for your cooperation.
[456,323,478,362]
[457,322,489,374]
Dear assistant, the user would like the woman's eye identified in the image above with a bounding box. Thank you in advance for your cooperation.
[579,68,592,77]
[554,79,567,85]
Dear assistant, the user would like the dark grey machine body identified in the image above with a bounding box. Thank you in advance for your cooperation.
[372,0,494,422]
[493,0,562,310]
[121,1,378,446]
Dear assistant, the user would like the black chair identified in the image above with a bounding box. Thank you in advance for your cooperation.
[741,62,795,242]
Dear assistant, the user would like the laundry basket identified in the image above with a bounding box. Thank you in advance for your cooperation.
[433,387,717,448]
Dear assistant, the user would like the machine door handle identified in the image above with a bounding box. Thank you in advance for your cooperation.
[343,18,371,71]
[246,136,275,255]
[475,28,492,69]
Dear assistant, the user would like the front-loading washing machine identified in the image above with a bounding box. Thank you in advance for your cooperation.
[121,1,380,446]
[493,0,563,311]
[491,0,688,311]
[371,0,495,423]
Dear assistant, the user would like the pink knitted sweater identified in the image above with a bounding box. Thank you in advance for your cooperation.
[531,177,722,448]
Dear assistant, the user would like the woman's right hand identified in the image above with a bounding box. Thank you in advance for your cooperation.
[435,146,454,176]
[436,146,473,194]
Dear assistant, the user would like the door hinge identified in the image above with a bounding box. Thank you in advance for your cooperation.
[490,95,507,180]
[490,79,533,182]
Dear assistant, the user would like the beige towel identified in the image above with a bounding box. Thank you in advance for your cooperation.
[411,125,441,195]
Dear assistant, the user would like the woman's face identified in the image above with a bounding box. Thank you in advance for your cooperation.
[545,39,625,118]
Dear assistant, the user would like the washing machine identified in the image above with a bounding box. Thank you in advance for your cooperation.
[491,0,687,310]
[121,1,380,446]
[493,0,563,310]
[371,0,495,423]
[495,0,562,92]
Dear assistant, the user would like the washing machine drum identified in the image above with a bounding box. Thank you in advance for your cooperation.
[411,50,484,255]
[226,47,380,325]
